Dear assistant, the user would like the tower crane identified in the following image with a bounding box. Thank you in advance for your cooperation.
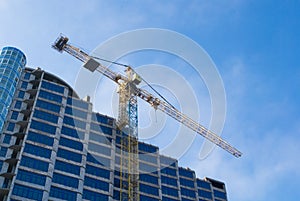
[52,35,242,201]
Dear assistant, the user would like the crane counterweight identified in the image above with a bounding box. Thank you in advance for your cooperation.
[83,58,100,72]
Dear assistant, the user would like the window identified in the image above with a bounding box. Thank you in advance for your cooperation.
[20,156,49,172]
[61,126,84,139]
[21,81,28,89]
[59,137,83,151]
[30,120,56,134]
[3,135,11,144]
[24,72,31,80]
[84,176,109,191]
[7,122,15,131]
[39,90,62,103]
[88,142,111,156]
[179,168,194,178]
[114,177,128,189]
[14,77,19,86]
[89,132,112,145]
[198,189,212,199]
[0,76,8,85]
[82,189,109,201]
[113,190,127,201]
[0,147,8,157]
[18,91,25,98]
[0,90,9,103]
[196,179,211,190]
[67,97,89,109]
[52,172,79,188]
[49,186,77,200]
[140,174,159,185]
[114,170,128,179]
[16,169,46,186]
[24,143,52,158]
[63,116,86,129]
[54,160,80,175]
[86,153,111,167]
[140,195,160,201]
[161,167,177,177]
[85,164,110,179]
[162,186,178,197]
[57,148,82,163]
[180,178,195,188]
[139,162,157,173]
[181,198,194,201]
[181,187,196,198]
[27,131,54,146]
[12,184,43,200]
[14,101,22,109]
[33,110,59,123]
[162,196,178,201]
[1,58,8,64]
[160,156,176,167]
[91,113,113,126]
[214,189,227,199]
[11,111,18,120]
[139,153,157,164]
[139,143,158,153]
[41,81,64,94]
[161,175,178,186]
[90,123,112,135]
[17,66,22,73]
[65,106,87,119]
[36,99,60,113]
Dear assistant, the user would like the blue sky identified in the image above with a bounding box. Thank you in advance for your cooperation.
[1,1,300,200]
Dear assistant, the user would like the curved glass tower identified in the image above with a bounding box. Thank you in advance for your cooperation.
[0,47,26,132]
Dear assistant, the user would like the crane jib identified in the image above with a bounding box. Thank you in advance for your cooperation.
[52,34,242,158]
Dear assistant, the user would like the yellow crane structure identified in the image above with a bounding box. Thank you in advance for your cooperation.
[52,35,242,201]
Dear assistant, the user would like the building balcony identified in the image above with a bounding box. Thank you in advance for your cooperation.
[4,158,18,166]
[0,172,15,180]
[20,108,32,117]
[0,188,9,196]
[24,98,34,106]
[26,88,38,96]
[9,145,22,152]
[13,132,25,138]
[16,120,28,127]
[29,79,41,85]
[31,68,42,76]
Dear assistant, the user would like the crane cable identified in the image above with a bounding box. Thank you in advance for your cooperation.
[91,56,176,110]
[92,56,130,68]
[132,68,176,110]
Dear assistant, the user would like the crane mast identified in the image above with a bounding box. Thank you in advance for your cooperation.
[52,35,242,201]
[53,36,140,200]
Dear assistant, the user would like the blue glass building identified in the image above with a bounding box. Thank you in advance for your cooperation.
[0,66,228,201]
[0,47,26,132]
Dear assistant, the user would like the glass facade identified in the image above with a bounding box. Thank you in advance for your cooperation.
[0,67,228,201]
[0,47,26,132]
